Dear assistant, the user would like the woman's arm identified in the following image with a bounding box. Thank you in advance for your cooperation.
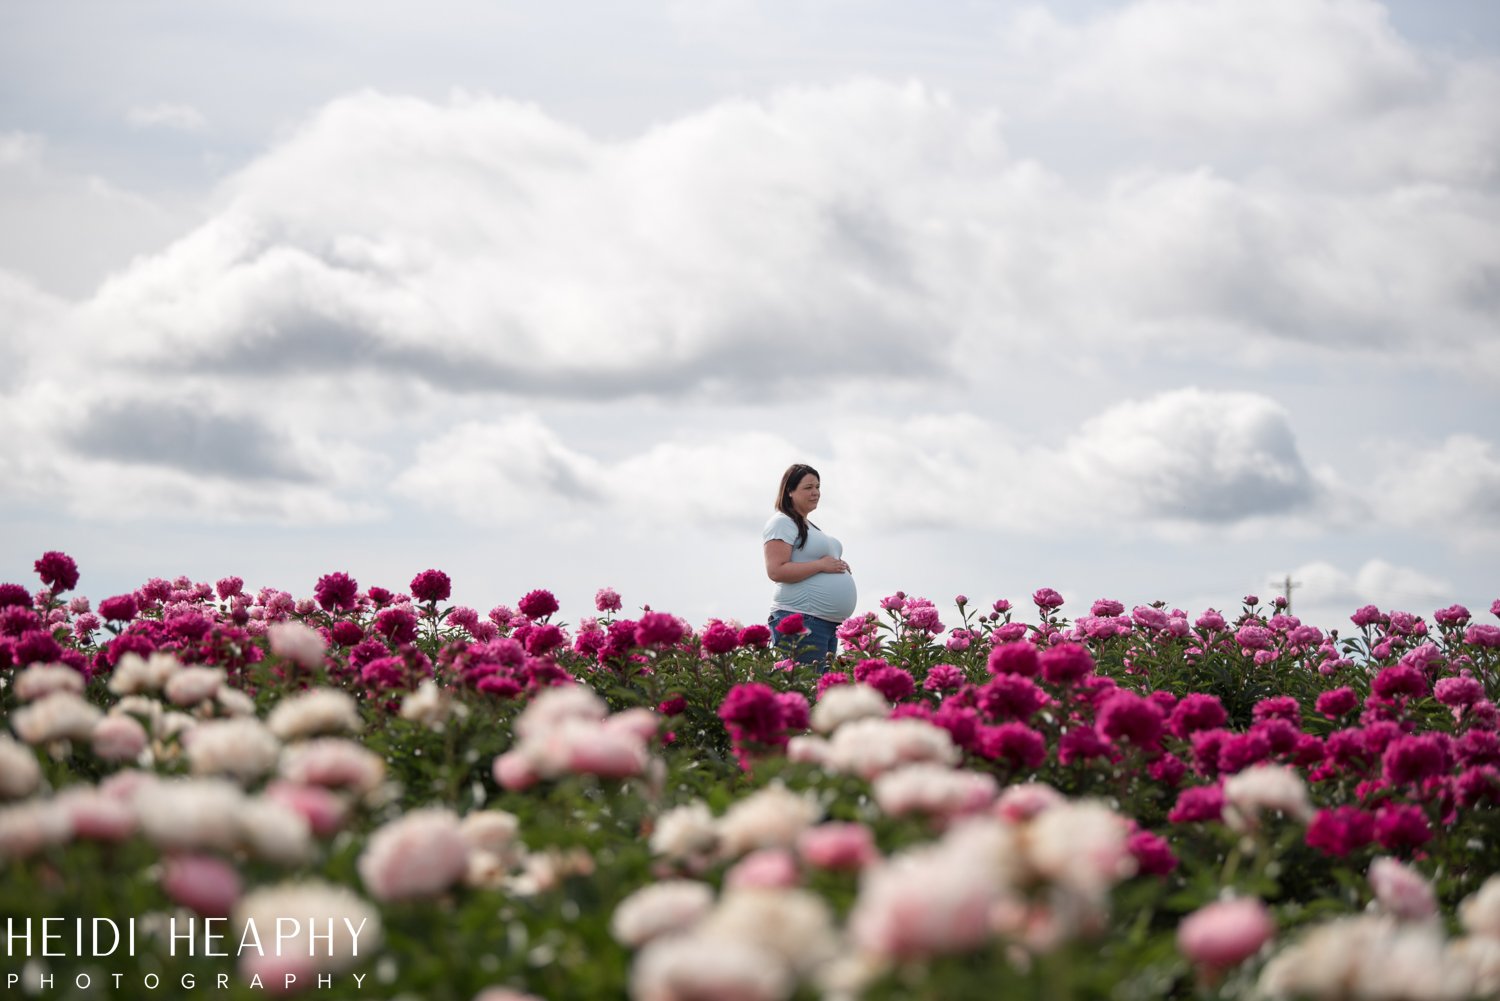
[764,540,848,583]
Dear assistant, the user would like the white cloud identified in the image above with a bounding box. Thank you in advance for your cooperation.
[39,65,1490,412]
[392,389,1330,535]
[391,413,797,529]
[1372,434,1500,542]
[1026,0,1428,132]
[0,132,199,296]
[1281,558,1455,626]
[1058,388,1314,522]
[126,103,206,132]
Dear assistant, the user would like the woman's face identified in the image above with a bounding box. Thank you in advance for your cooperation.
[789,475,820,516]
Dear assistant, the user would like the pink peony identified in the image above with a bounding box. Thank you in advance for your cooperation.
[987,641,1040,677]
[700,620,739,655]
[1032,587,1065,610]
[1372,665,1428,700]
[595,587,622,613]
[1097,691,1165,750]
[1168,785,1224,825]
[923,664,965,692]
[1456,766,1500,807]
[774,613,806,636]
[1381,734,1451,788]
[1374,804,1432,852]
[409,569,451,604]
[1252,696,1301,724]
[1128,830,1178,876]
[1133,605,1169,630]
[979,723,1047,770]
[312,572,359,612]
[978,675,1049,722]
[1177,898,1274,971]
[34,551,79,593]
[1465,624,1500,648]
[1168,694,1228,739]
[1235,625,1274,651]
[737,623,772,648]
[636,612,686,647]
[1435,676,1485,708]
[374,607,418,645]
[98,594,139,623]
[1058,725,1114,766]
[1316,687,1359,719]
[162,854,243,917]
[517,589,560,620]
[865,666,915,703]
[719,683,789,748]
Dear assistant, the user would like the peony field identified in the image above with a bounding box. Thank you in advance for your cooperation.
[3,549,1499,1000]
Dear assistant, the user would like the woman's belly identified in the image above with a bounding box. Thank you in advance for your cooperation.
[774,572,858,623]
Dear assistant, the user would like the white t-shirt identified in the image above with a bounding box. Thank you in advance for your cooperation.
[762,511,858,622]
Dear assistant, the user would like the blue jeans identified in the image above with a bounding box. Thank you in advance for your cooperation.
[769,609,839,665]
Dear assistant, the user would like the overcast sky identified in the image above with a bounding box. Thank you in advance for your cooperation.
[2,0,1496,633]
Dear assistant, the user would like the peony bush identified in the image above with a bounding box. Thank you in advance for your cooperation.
[2,552,1499,999]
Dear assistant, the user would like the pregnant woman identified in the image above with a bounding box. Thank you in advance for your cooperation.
[762,463,857,665]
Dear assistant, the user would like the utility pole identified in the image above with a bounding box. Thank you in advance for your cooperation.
[1271,573,1302,614]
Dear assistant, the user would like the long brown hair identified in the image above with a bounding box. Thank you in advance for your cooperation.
[775,463,819,549]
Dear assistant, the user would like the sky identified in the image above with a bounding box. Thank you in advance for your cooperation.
[1,0,1497,635]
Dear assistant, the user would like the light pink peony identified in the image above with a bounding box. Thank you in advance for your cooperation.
[162,853,243,917]
[91,714,149,762]
[796,822,879,871]
[603,707,661,743]
[725,848,801,890]
[848,821,1013,961]
[610,880,715,947]
[185,718,280,783]
[264,780,350,838]
[1368,857,1438,922]
[0,800,72,859]
[493,750,539,791]
[993,782,1066,823]
[873,764,998,819]
[715,784,821,860]
[58,788,135,842]
[11,691,101,744]
[1178,898,1275,971]
[513,684,608,740]
[267,689,362,741]
[357,808,470,902]
[267,621,329,670]
[630,934,792,1001]
[0,736,42,799]
[233,880,381,981]
[13,665,85,702]
[279,738,386,795]
[164,666,226,707]
[553,720,649,779]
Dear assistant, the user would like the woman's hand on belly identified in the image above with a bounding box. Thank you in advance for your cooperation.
[814,555,850,574]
